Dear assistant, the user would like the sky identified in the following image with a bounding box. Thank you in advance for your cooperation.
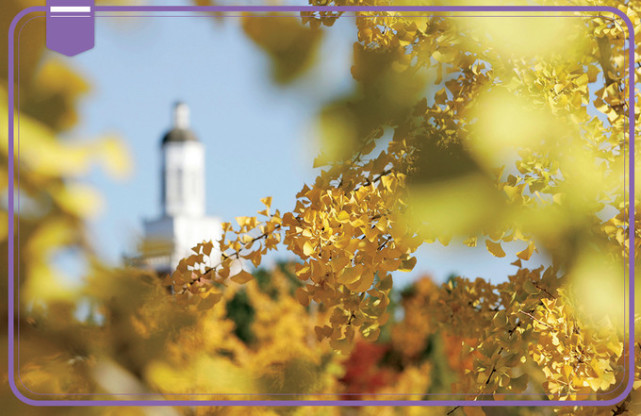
[49,0,554,287]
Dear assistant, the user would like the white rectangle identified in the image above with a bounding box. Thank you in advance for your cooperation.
[50,6,91,13]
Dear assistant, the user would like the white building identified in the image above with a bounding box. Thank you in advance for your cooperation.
[137,102,223,275]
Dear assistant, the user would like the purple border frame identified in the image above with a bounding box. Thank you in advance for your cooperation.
[7,4,636,408]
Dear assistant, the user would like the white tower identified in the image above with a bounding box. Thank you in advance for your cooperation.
[161,102,205,218]
[140,102,223,274]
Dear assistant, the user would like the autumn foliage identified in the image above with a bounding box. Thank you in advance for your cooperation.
[3,1,641,415]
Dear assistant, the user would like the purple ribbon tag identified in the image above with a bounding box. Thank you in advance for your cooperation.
[46,0,95,56]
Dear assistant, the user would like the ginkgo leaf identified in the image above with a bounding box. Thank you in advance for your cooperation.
[516,240,536,261]
[303,241,315,257]
[295,287,310,307]
[230,270,254,284]
[398,256,417,272]
[346,269,375,292]
[377,274,393,291]
[260,196,272,209]
[201,241,214,256]
[361,326,380,341]
[243,250,262,267]
[337,265,363,285]
[485,239,506,257]
[235,216,255,228]
[314,325,332,341]
[574,73,589,86]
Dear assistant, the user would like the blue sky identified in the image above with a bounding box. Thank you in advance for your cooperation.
[55,1,552,287]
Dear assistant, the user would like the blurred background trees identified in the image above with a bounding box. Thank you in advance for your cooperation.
[3,0,641,415]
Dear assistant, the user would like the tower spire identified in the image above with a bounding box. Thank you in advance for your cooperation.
[173,101,190,129]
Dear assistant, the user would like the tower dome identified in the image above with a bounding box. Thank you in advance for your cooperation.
[162,102,199,145]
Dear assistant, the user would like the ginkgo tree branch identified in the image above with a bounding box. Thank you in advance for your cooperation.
[518,309,555,331]
[355,168,393,191]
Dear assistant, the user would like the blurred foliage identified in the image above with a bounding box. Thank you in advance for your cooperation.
[242,14,324,84]
[3,0,641,415]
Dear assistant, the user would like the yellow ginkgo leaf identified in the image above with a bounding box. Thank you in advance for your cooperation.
[201,241,214,256]
[260,196,272,209]
[235,216,252,228]
[516,240,536,261]
[398,256,417,272]
[303,241,315,257]
[230,270,254,284]
[337,265,363,285]
[485,239,506,258]
[346,269,375,293]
